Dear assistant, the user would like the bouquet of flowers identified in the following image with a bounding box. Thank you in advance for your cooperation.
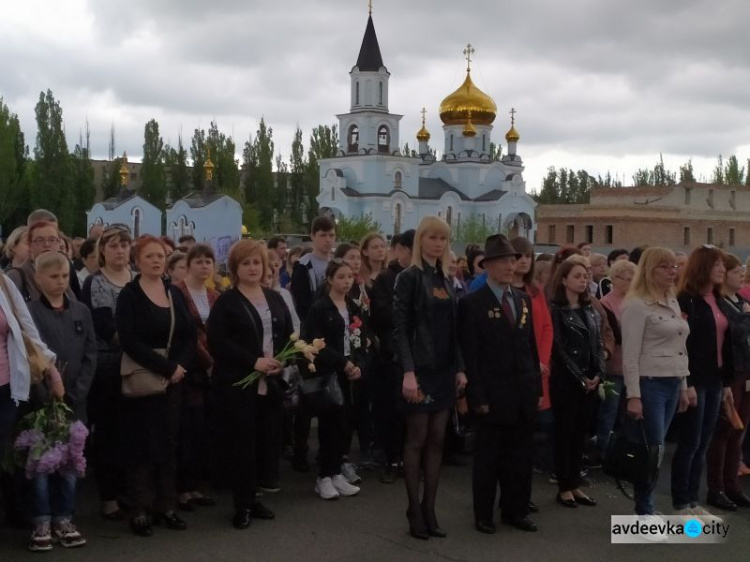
[234,333,326,390]
[598,380,620,401]
[7,399,88,480]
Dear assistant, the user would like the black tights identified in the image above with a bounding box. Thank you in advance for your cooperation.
[403,410,450,513]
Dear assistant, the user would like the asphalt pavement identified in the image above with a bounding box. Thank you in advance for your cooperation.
[1,445,749,562]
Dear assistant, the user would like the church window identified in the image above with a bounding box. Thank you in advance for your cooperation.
[482,134,486,152]
[331,187,335,201]
[394,171,402,189]
[566,225,575,244]
[446,206,453,227]
[378,126,390,154]
[450,134,454,152]
[348,125,359,153]
[394,203,403,235]
[379,82,383,105]
[132,208,142,238]
[356,82,360,105]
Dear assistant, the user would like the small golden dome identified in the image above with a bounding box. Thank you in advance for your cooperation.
[204,149,215,181]
[463,112,477,137]
[505,125,520,143]
[439,71,497,126]
[119,152,129,186]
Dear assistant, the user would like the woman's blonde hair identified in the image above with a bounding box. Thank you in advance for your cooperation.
[609,259,636,280]
[227,239,269,285]
[411,216,452,275]
[628,247,676,302]
[565,254,591,269]
[3,226,27,259]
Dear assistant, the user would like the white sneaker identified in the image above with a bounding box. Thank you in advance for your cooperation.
[341,462,362,484]
[315,477,339,501]
[53,519,86,548]
[331,474,360,497]
[637,514,668,542]
[28,522,53,552]
[691,505,723,524]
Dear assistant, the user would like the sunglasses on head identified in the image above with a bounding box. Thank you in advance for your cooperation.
[102,223,132,236]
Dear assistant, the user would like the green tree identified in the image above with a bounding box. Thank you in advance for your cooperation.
[139,119,166,209]
[453,213,498,245]
[206,121,240,195]
[0,98,29,232]
[679,159,695,183]
[190,128,207,192]
[289,127,307,228]
[164,134,190,201]
[305,124,338,223]
[70,122,95,236]
[274,154,288,229]
[31,90,74,233]
[489,142,502,161]
[712,155,725,184]
[724,154,745,186]
[335,213,381,243]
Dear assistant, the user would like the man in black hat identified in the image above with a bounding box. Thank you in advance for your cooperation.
[458,234,542,534]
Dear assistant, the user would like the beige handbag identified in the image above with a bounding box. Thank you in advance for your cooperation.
[120,293,175,398]
[0,274,49,384]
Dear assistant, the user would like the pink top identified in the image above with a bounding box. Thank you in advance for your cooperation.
[0,307,9,387]
[704,292,728,368]
[739,285,750,302]
[600,290,625,376]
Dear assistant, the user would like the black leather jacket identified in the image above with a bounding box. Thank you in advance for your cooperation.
[550,302,605,388]
[722,294,750,374]
[392,263,464,375]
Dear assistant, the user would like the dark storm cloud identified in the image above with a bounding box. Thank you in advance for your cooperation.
[2,0,749,185]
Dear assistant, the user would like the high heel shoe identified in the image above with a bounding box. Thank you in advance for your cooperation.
[421,506,447,538]
[556,493,578,508]
[152,511,187,530]
[406,509,429,540]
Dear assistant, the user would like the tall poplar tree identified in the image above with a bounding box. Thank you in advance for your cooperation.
[139,119,166,209]
[0,98,29,232]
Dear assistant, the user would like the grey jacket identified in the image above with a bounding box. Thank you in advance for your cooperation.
[28,295,97,422]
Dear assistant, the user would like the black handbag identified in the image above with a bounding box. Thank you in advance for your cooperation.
[300,373,344,415]
[603,419,662,500]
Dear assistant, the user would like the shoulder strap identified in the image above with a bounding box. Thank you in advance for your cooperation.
[166,292,176,353]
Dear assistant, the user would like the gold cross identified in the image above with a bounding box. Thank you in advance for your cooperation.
[463,43,475,71]
[420,107,427,125]
[510,107,517,126]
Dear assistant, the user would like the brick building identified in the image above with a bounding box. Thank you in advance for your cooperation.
[535,182,750,258]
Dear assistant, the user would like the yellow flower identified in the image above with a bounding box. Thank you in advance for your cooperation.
[312,338,326,351]
[303,345,315,355]
[290,332,300,342]
[304,351,316,362]
[294,341,307,351]
[308,363,316,373]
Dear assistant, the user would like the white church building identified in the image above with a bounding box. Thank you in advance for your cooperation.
[317,14,536,239]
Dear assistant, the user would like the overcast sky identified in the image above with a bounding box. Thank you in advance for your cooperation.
[2,0,750,190]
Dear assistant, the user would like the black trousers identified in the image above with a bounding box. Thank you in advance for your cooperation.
[473,416,535,522]
[318,405,346,478]
[256,395,284,486]
[371,357,404,464]
[551,376,597,492]
[220,387,258,510]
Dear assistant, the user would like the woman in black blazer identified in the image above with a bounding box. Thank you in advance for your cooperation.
[116,236,196,537]
[302,259,366,501]
[548,259,604,509]
[207,240,293,530]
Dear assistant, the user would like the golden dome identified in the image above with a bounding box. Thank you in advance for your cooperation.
[463,112,477,137]
[439,71,497,126]
[119,152,129,186]
[204,148,215,181]
[505,125,520,143]
[416,107,431,142]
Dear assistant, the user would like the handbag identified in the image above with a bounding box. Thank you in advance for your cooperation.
[300,373,344,415]
[0,274,49,384]
[603,419,662,500]
[120,293,175,398]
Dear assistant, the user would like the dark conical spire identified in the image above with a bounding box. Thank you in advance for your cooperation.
[356,15,385,71]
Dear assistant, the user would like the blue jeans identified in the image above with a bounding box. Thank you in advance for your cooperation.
[671,381,723,510]
[626,377,681,515]
[30,472,77,524]
[597,375,625,454]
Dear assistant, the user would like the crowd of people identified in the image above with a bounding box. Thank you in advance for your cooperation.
[1,209,750,551]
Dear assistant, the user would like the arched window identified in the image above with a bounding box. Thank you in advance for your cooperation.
[348,125,359,153]
[378,125,390,154]
[482,134,486,152]
[379,82,383,105]
[393,203,403,235]
[446,206,453,227]
[331,186,335,201]
[355,82,360,105]
[394,171,403,189]
[450,134,454,152]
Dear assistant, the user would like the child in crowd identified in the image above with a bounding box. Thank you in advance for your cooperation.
[26,251,97,551]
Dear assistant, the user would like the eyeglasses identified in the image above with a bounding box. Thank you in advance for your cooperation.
[32,237,60,246]
[656,264,678,270]
[614,276,634,282]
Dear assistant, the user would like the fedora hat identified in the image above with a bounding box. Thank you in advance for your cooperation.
[478,234,521,268]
